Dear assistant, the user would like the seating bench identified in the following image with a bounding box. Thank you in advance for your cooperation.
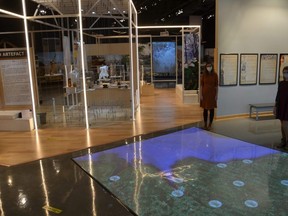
[249,103,275,120]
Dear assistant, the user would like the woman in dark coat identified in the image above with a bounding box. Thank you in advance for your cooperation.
[275,66,288,149]
[200,63,218,130]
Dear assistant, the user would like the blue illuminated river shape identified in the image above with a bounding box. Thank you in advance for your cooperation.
[75,127,279,173]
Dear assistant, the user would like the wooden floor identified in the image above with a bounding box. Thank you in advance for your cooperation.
[0,88,203,166]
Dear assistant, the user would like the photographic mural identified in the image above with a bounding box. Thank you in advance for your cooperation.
[152,42,176,74]
[184,33,199,90]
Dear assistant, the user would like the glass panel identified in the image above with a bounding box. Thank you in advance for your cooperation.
[82,0,132,127]
[138,37,152,83]
[74,127,284,216]
[30,0,85,128]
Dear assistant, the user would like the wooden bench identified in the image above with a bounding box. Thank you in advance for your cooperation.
[249,103,275,120]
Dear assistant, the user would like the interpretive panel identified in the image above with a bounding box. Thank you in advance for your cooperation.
[239,54,258,85]
[259,54,277,84]
[219,54,238,86]
[0,50,31,106]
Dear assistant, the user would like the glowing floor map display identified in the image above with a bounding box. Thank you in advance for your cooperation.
[73,127,288,216]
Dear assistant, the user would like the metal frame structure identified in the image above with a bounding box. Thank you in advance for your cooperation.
[0,0,201,129]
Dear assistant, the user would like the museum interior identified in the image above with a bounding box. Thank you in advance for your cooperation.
[0,0,288,215]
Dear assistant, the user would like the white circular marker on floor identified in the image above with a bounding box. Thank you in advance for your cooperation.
[233,180,245,187]
[242,159,253,164]
[109,175,120,182]
[171,189,184,198]
[245,200,258,208]
[217,163,227,168]
[209,200,222,208]
[281,180,288,186]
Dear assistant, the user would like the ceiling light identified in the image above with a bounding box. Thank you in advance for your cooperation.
[207,14,214,19]
[176,9,183,16]
[39,9,46,15]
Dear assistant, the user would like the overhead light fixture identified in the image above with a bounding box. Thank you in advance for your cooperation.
[176,9,183,16]
[39,9,46,15]
[207,14,215,19]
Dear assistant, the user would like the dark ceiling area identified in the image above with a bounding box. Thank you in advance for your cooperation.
[0,0,215,48]
[133,0,215,25]
[133,0,215,48]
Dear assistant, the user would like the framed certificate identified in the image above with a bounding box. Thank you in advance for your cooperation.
[219,54,238,86]
[239,54,258,85]
[259,54,277,84]
[279,54,288,82]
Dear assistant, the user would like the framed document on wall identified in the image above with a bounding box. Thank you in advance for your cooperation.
[259,54,277,84]
[0,49,32,107]
[239,54,258,85]
[219,54,238,86]
[279,54,288,82]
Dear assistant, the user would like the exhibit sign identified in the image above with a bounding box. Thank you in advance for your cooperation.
[259,54,277,84]
[239,54,258,85]
[0,49,32,106]
[219,54,238,86]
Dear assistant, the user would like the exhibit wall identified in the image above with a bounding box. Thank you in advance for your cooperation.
[217,0,288,116]
[85,43,130,56]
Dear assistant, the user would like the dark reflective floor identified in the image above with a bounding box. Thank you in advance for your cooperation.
[0,118,287,216]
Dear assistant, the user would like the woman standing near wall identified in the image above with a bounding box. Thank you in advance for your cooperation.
[200,63,218,130]
[275,66,288,149]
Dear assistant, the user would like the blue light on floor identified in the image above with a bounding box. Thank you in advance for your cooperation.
[74,127,286,216]
[75,127,278,173]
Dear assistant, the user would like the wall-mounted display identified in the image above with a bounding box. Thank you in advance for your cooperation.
[259,54,277,84]
[152,41,176,74]
[0,50,32,106]
[239,54,258,85]
[184,33,199,90]
[279,54,288,81]
[219,54,238,86]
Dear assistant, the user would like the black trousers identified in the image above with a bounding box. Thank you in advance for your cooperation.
[203,109,215,125]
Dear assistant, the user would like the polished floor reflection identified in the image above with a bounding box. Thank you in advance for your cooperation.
[73,127,287,216]
[0,117,286,216]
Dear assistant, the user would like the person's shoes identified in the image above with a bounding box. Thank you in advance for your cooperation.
[276,142,286,149]
[207,124,212,131]
[203,122,208,130]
